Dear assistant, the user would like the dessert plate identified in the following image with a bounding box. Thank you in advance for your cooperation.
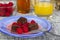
[0,16,52,38]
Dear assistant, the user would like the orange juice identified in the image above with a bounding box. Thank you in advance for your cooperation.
[34,2,54,16]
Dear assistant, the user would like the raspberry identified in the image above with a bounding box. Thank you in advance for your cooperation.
[22,23,29,27]
[4,7,7,13]
[2,4,7,7]
[8,2,13,6]
[22,23,29,33]
[31,20,36,24]
[22,26,29,33]
[17,22,22,26]
[0,7,5,11]
[0,12,4,16]
[7,7,13,14]
[0,3,3,7]
[12,22,17,25]
[0,7,5,16]
[16,28,23,34]
[8,7,12,11]
[5,12,10,16]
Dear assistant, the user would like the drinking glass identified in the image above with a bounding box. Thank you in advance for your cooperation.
[31,0,54,20]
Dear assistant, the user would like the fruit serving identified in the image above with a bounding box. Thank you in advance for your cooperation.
[7,17,39,34]
[0,2,14,16]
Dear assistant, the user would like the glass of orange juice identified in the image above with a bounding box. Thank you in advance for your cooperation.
[33,0,54,17]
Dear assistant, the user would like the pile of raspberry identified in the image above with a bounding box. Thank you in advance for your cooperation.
[11,17,39,34]
[0,2,13,16]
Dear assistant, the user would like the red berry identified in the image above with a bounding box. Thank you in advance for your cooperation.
[22,26,29,33]
[31,20,36,24]
[16,28,23,34]
[0,8,5,16]
[22,23,29,27]
[8,2,13,6]
[12,22,17,25]
[22,23,29,33]
[5,12,10,16]
[7,7,13,14]
[2,4,7,7]
[0,3,3,7]
[0,12,4,16]
[17,22,22,26]
[0,7,5,11]
[6,4,9,7]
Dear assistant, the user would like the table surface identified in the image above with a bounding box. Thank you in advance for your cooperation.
[0,10,60,40]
